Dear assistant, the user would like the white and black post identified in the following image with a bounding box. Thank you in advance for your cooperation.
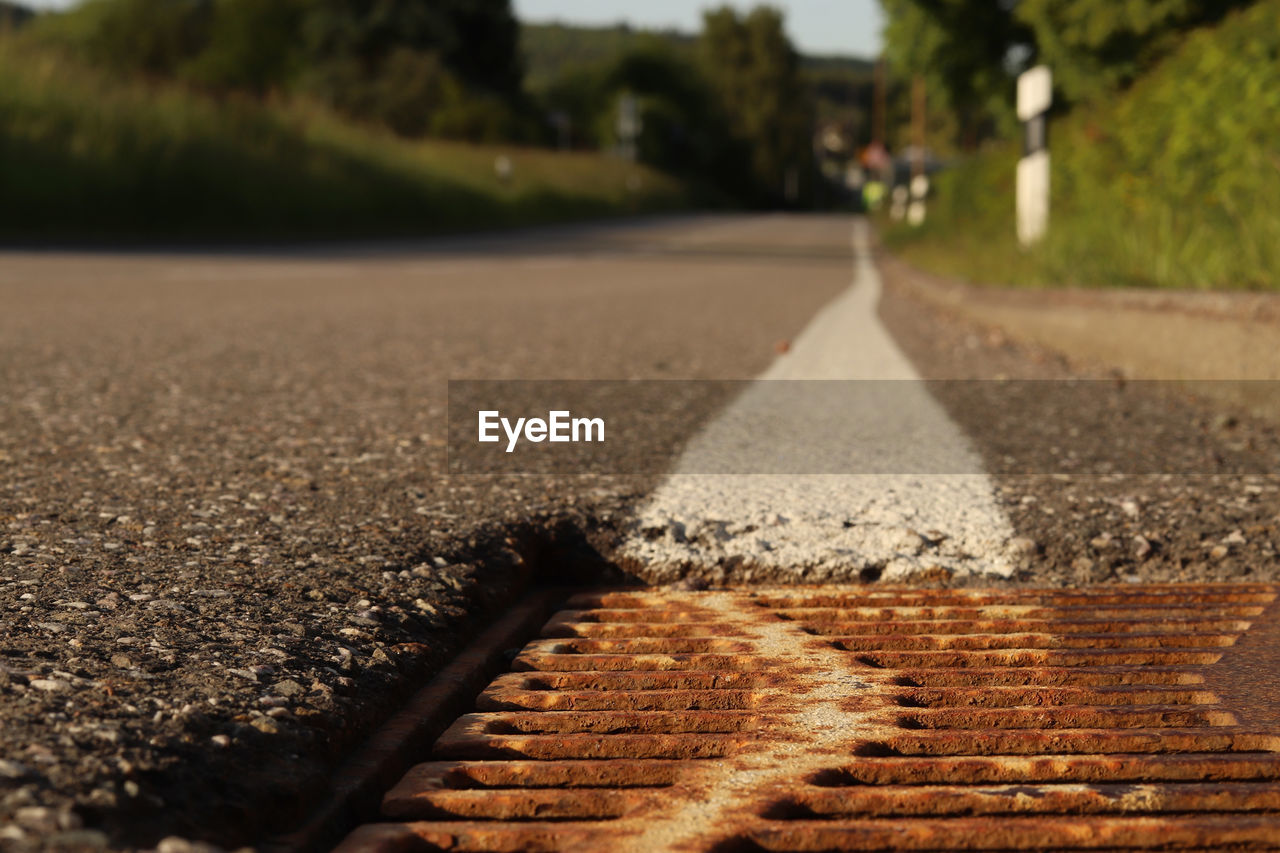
[1016,65,1052,246]
[907,75,928,226]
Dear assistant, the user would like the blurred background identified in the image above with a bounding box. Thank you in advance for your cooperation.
[1,0,1277,290]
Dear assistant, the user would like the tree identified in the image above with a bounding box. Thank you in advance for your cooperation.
[881,0,1033,147]
[300,0,522,100]
[607,43,750,188]
[0,1,34,31]
[1015,0,1256,103]
[698,6,813,204]
[296,0,526,138]
[181,0,307,94]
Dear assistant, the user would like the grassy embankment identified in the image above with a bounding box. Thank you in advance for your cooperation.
[885,0,1280,291]
[0,37,690,242]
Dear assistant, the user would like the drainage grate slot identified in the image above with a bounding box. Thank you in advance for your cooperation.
[335,584,1280,853]
[890,706,1239,729]
[810,754,1280,786]
[740,815,1280,851]
[531,638,757,654]
[889,666,1208,687]
[513,652,773,672]
[896,686,1220,707]
[829,632,1239,650]
[771,781,1280,818]
[852,649,1226,667]
[864,729,1280,756]
[802,618,1254,636]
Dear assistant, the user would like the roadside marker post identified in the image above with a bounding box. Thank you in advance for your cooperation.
[1016,65,1052,246]
[908,75,927,226]
[616,93,641,163]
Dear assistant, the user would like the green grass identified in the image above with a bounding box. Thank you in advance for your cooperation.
[0,37,691,242]
[885,0,1280,291]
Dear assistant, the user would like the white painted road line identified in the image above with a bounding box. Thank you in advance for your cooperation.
[622,219,1018,582]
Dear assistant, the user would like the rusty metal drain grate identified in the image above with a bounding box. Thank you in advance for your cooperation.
[335,584,1280,852]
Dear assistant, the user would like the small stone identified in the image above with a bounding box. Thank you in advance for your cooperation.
[157,838,223,853]
[30,678,70,692]
[147,599,189,613]
[1120,500,1140,519]
[48,829,109,850]
[15,806,59,831]
[210,734,231,748]
[0,759,29,779]
[110,654,133,669]
[272,679,304,697]
[1210,544,1230,561]
[1212,413,1238,431]
[1133,535,1153,559]
[249,716,281,735]
[1089,534,1112,550]
[1223,529,1247,546]
[1009,537,1038,556]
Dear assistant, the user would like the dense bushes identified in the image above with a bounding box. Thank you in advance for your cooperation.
[0,37,689,239]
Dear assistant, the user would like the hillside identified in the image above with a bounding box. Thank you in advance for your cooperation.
[885,0,1280,291]
[521,23,695,91]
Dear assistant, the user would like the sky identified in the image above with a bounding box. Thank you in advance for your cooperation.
[23,0,884,58]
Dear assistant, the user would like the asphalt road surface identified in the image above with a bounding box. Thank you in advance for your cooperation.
[2,214,1278,850]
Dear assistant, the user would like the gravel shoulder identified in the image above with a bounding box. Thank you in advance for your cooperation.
[877,249,1280,588]
[0,215,853,851]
